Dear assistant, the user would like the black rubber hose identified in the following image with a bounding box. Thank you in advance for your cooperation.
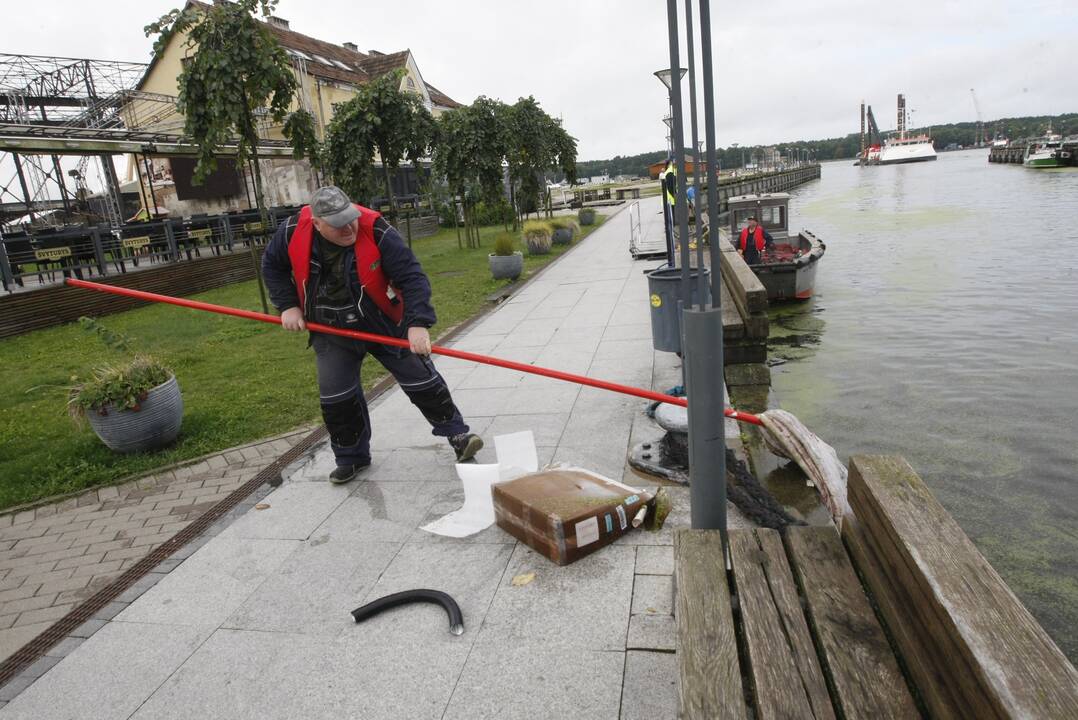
[351,589,464,636]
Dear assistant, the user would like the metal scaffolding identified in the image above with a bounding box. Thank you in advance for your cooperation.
[0,53,295,227]
[0,53,148,226]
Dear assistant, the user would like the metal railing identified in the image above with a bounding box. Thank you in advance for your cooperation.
[0,205,306,292]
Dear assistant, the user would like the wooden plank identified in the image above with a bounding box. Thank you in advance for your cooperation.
[675,529,747,720]
[784,525,919,719]
[846,455,1078,720]
[718,247,768,314]
[842,508,969,719]
[729,529,835,720]
[719,281,746,340]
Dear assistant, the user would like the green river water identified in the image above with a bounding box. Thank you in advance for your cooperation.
[770,149,1078,662]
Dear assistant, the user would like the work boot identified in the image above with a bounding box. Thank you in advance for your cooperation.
[329,460,370,484]
[449,433,483,462]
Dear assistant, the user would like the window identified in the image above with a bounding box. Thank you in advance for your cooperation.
[331,59,352,71]
[406,77,416,90]
[286,48,312,61]
[759,205,785,228]
[312,54,333,66]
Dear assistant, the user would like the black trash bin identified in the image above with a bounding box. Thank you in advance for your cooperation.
[647,267,710,353]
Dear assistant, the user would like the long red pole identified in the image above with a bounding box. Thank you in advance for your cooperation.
[64,278,764,426]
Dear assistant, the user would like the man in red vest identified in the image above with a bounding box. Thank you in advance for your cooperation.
[737,215,775,265]
[262,186,482,483]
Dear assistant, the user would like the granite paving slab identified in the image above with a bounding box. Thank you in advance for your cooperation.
[477,543,635,651]
[0,621,212,720]
[442,644,625,720]
[112,536,299,628]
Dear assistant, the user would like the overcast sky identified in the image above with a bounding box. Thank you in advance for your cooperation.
[2,0,1076,161]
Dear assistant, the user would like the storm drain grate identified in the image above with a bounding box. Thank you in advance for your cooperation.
[0,426,327,689]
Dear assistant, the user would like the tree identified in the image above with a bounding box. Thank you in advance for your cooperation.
[432,97,511,248]
[145,0,317,312]
[505,97,576,225]
[322,68,435,221]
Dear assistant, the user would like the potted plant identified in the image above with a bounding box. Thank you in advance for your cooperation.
[578,207,596,226]
[523,220,553,255]
[489,233,523,280]
[549,216,580,246]
[68,318,183,453]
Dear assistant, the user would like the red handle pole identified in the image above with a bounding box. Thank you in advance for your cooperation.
[64,278,764,426]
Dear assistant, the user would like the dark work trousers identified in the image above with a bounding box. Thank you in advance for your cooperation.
[744,245,761,265]
[313,333,469,467]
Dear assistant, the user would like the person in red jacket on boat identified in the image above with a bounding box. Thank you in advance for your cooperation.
[737,215,775,265]
[262,186,483,484]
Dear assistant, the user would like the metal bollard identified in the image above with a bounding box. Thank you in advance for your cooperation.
[682,305,727,544]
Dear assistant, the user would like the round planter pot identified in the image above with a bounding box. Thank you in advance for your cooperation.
[526,235,551,255]
[579,209,596,226]
[86,375,184,453]
[489,251,523,280]
[552,228,572,246]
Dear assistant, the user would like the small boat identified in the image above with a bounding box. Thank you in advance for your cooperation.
[727,193,825,301]
[1024,129,1066,168]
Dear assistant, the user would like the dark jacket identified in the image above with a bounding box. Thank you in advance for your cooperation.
[262,214,437,334]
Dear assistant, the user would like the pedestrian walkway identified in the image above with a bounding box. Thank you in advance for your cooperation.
[0,198,751,719]
[0,428,313,667]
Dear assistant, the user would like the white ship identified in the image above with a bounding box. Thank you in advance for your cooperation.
[877,94,937,165]
[877,134,937,164]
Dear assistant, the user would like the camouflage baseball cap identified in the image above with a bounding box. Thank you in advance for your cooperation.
[309,186,360,227]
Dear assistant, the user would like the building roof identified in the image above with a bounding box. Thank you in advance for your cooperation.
[425,82,462,109]
[141,2,459,107]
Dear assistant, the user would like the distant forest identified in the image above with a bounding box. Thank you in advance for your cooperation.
[574,112,1078,179]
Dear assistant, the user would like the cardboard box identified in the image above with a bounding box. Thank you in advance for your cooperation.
[493,468,654,565]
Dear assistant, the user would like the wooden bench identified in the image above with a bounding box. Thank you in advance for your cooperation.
[675,455,1078,719]
[843,455,1078,719]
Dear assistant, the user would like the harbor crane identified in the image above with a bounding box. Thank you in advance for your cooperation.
[970,89,986,147]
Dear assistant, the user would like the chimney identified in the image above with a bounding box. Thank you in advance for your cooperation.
[342,42,358,52]
[368,50,384,56]
[267,16,290,30]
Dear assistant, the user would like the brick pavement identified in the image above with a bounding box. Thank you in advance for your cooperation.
[0,427,312,665]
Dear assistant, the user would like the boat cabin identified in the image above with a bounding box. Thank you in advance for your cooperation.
[728,193,791,243]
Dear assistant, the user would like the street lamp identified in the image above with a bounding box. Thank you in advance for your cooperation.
[655,68,687,155]
[653,67,688,91]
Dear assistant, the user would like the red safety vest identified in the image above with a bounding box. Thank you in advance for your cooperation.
[739,225,765,253]
[286,204,404,324]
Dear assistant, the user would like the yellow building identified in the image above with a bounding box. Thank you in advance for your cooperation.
[122,1,461,216]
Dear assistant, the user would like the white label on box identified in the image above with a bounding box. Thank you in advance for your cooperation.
[575,516,600,547]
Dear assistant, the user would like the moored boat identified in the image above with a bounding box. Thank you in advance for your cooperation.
[1024,131,1066,168]
[727,193,825,301]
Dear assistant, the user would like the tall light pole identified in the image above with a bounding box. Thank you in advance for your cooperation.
[655,68,687,158]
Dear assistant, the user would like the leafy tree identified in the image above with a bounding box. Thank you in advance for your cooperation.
[432,97,511,248]
[145,0,317,312]
[322,68,435,220]
[505,97,577,225]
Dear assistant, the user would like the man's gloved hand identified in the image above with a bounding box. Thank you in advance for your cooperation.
[281,307,307,332]
[408,326,432,356]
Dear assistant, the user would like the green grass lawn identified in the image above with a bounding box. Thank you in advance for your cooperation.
[0,216,606,510]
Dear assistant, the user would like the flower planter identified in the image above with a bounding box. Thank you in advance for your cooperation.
[579,208,596,225]
[552,227,572,246]
[489,251,523,280]
[525,233,552,255]
[86,375,183,453]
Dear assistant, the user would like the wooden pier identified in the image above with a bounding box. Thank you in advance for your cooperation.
[709,165,822,213]
[676,455,1078,719]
